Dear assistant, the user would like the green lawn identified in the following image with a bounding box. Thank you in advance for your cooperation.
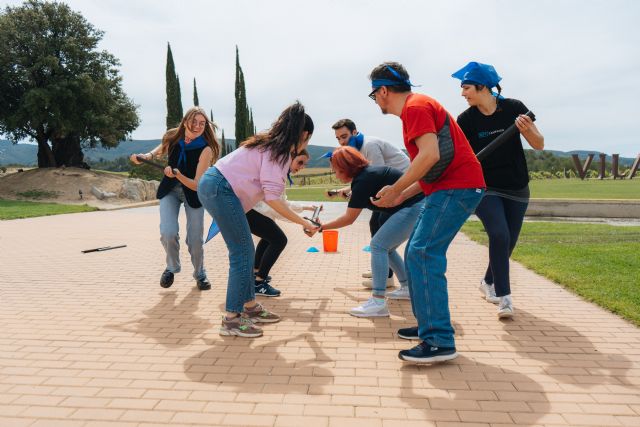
[287,179,640,202]
[462,220,640,326]
[0,199,97,220]
[530,179,640,199]
[286,184,338,202]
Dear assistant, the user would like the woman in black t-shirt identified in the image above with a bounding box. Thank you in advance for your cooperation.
[317,146,424,318]
[452,62,544,319]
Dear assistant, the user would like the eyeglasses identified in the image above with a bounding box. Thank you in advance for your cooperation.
[294,159,307,167]
[191,119,207,128]
[368,87,381,101]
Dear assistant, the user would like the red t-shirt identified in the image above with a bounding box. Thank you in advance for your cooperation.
[401,93,485,195]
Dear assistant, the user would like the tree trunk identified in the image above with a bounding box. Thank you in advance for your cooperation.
[36,137,56,168]
[52,135,90,169]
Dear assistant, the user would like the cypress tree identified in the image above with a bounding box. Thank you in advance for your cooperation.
[193,78,199,106]
[235,45,251,148]
[249,108,255,139]
[220,129,227,157]
[165,43,182,129]
[175,73,183,118]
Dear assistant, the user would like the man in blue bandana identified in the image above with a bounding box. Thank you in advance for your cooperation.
[329,118,411,299]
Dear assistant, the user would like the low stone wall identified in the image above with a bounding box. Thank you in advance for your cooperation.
[527,199,640,218]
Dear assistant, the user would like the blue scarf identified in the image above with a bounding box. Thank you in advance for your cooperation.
[177,136,208,169]
[347,132,364,151]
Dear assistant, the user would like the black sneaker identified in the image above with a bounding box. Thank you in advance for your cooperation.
[196,277,211,291]
[398,341,458,363]
[255,280,281,297]
[160,270,174,288]
[397,326,419,340]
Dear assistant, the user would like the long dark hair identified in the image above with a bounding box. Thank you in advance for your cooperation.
[242,101,314,167]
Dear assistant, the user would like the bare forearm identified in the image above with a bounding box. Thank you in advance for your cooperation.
[522,125,544,150]
[322,214,354,230]
[266,199,306,226]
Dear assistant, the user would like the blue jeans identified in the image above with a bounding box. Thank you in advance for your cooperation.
[474,195,528,297]
[198,167,255,313]
[370,203,423,296]
[405,188,484,348]
[159,185,206,280]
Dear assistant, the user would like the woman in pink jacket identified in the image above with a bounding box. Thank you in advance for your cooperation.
[197,102,316,338]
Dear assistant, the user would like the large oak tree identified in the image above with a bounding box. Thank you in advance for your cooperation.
[0,0,139,167]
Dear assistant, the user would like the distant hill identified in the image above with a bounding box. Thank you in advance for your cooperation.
[0,139,337,168]
[0,139,634,168]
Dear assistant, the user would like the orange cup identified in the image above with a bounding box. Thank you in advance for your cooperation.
[322,230,339,252]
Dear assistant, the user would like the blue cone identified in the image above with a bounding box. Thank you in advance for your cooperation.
[306,246,320,253]
[362,245,371,252]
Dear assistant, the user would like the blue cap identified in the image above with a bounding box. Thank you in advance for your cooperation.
[451,62,502,88]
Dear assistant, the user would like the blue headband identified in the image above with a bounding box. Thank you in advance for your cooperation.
[451,61,502,89]
[371,65,419,89]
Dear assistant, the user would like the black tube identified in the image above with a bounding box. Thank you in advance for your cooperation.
[476,111,536,161]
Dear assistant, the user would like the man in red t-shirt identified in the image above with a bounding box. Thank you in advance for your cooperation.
[370,62,486,363]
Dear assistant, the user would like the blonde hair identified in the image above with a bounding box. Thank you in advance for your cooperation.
[160,106,220,163]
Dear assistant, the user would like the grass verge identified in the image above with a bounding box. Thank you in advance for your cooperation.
[462,220,640,326]
[0,199,98,220]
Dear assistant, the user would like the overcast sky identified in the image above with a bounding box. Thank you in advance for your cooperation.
[4,0,640,156]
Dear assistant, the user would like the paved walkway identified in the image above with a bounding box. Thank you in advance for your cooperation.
[1,205,639,427]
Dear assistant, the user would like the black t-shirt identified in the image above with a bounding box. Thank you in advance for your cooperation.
[348,166,424,214]
[457,98,530,191]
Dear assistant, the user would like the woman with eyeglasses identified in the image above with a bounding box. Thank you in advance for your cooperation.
[314,146,424,318]
[452,62,544,319]
[130,106,220,291]
[197,101,317,338]
[248,150,321,297]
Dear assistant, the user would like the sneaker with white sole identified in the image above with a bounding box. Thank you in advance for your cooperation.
[387,285,410,300]
[362,277,394,289]
[349,297,389,317]
[479,280,500,304]
[362,271,372,279]
[498,295,514,319]
[219,315,263,338]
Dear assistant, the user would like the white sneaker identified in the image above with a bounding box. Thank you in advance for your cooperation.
[498,295,514,319]
[479,280,500,304]
[362,271,372,279]
[387,285,410,300]
[362,277,394,289]
[349,297,390,317]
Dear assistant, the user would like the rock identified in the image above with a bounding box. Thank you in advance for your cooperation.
[119,178,159,201]
[91,185,117,200]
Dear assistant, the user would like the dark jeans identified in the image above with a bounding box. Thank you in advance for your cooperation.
[474,195,529,297]
[246,209,288,280]
[369,211,393,278]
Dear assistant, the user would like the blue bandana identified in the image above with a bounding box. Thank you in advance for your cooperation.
[347,132,364,151]
[371,65,419,89]
[320,151,333,160]
[451,62,503,97]
[177,136,208,169]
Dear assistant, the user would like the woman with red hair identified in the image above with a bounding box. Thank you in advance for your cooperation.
[318,146,424,317]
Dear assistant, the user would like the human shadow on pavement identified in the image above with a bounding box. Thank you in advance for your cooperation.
[502,309,634,392]
[105,288,212,348]
[183,332,334,393]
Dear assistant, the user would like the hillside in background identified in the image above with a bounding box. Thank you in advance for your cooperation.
[0,139,635,169]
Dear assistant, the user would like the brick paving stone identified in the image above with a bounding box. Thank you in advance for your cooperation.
[1,205,640,426]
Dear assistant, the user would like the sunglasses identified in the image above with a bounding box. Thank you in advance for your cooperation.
[368,87,381,101]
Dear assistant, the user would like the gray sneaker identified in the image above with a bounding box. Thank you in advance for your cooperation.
[388,285,410,300]
[479,280,500,304]
[220,316,263,338]
[498,295,514,319]
[243,303,281,323]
